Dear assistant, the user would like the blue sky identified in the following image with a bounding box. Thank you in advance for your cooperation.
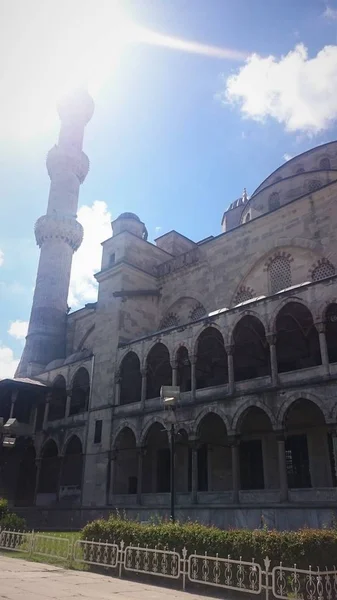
[1,0,337,376]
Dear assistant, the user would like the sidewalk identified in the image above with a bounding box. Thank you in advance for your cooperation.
[0,555,217,600]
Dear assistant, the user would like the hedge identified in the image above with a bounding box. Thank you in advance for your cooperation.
[0,497,26,531]
[81,515,337,569]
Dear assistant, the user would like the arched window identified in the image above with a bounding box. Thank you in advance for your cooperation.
[268,192,280,211]
[233,316,269,380]
[120,352,141,404]
[70,368,90,415]
[268,255,292,294]
[233,286,254,305]
[49,375,67,421]
[195,327,228,389]
[159,313,179,329]
[319,157,331,170]
[38,440,60,495]
[61,436,83,491]
[275,302,321,372]
[311,259,335,282]
[189,304,206,321]
[146,343,172,399]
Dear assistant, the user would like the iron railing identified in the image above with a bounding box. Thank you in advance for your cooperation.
[1,529,336,599]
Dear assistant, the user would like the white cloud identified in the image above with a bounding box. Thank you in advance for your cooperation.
[0,345,19,379]
[0,249,4,266]
[8,320,29,340]
[155,226,162,233]
[323,6,337,20]
[283,153,293,161]
[224,43,337,135]
[68,201,112,308]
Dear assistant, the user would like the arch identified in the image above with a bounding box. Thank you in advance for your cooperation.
[319,157,331,170]
[176,346,191,392]
[140,416,167,446]
[49,375,67,421]
[77,325,95,351]
[311,258,335,282]
[120,351,142,405]
[159,313,180,330]
[142,422,170,493]
[277,393,329,428]
[194,406,231,437]
[113,421,139,446]
[237,406,275,491]
[70,367,90,415]
[268,192,280,211]
[195,327,228,389]
[325,303,337,363]
[38,439,60,497]
[231,400,277,433]
[275,302,321,373]
[197,412,230,492]
[282,398,332,489]
[232,315,270,381]
[233,286,255,306]
[60,435,83,499]
[146,343,172,399]
[113,427,138,495]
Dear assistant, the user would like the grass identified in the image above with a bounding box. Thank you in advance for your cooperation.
[0,530,86,570]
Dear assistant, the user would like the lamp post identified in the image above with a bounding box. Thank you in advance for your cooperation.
[160,385,180,522]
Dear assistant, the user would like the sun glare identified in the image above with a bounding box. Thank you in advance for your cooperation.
[3,0,246,144]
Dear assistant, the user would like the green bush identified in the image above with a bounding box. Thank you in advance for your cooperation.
[0,498,8,519]
[81,515,337,569]
[0,512,26,531]
[0,497,26,531]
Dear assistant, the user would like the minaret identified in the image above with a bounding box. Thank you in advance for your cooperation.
[16,88,94,377]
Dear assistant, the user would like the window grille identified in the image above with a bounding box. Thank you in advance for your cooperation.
[268,192,280,211]
[319,157,331,170]
[308,179,322,192]
[269,255,292,294]
[234,287,254,304]
[312,260,335,281]
[189,304,206,321]
[159,313,179,329]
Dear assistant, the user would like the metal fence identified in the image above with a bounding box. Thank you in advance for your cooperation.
[1,529,336,600]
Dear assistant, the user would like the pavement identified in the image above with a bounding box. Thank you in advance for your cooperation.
[0,556,217,600]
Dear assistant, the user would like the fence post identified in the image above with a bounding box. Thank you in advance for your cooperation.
[264,556,270,600]
[119,540,124,578]
[182,547,187,590]
[29,530,35,557]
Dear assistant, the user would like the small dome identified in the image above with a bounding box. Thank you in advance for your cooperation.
[117,212,141,221]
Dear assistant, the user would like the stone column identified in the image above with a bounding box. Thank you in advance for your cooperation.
[34,458,42,504]
[114,371,121,406]
[137,447,145,505]
[57,455,64,502]
[266,334,278,386]
[171,360,178,387]
[316,322,329,375]
[226,345,235,395]
[277,432,288,502]
[65,392,72,418]
[190,355,197,400]
[191,440,199,504]
[42,392,51,429]
[9,389,18,419]
[31,405,38,433]
[106,449,118,504]
[229,436,240,503]
[141,368,147,408]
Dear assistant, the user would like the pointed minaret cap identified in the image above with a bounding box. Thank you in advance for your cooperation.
[242,187,248,202]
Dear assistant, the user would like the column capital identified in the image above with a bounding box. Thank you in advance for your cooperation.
[170,360,178,369]
[225,344,234,356]
[109,448,119,461]
[315,321,326,334]
[266,333,277,345]
[228,434,240,447]
[189,354,197,366]
[275,430,286,442]
[137,446,147,457]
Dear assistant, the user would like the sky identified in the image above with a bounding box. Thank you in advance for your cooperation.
[1,0,337,377]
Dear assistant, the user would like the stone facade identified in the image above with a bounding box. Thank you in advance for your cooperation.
[1,95,337,530]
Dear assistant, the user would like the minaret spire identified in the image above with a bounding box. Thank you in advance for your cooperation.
[16,88,94,377]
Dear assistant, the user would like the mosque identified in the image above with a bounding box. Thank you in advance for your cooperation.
[1,89,337,530]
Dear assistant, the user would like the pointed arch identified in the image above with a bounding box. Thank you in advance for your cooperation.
[70,367,90,415]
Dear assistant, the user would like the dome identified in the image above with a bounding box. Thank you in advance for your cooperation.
[117,212,141,221]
